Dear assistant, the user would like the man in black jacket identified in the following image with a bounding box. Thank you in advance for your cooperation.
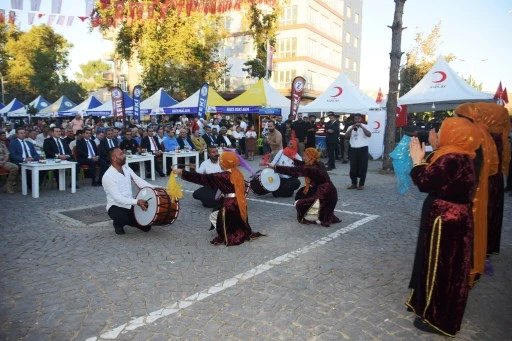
[76,128,101,186]
[141,127,165,177]
[99,128,119,180]
[43,126,79,187]
[201,126,217,147]
[291,113,308,156]
[324,112,340,171]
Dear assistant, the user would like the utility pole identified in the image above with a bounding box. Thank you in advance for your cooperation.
[0,74,6,104]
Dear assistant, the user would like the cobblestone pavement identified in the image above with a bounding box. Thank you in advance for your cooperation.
[0,156,510,341]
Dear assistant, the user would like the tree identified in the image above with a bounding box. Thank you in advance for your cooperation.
[95,5,229,98]
[56,78,88,104]
[4,24,72,103]
[399,22,455,96]
[382,0,406,171]
[242,3,279,79]
[464,75,483,91]
[75,59,112,92]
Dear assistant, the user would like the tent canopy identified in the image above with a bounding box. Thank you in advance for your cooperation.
[398,55,494,113]
[59,95,103,116]
[28,95,51,111]
[0,98,26,115]
[86,92,134,116]
[164,87,229,114]
[39,96,77,113]
[302,72,379,114]
[227,78,291,118]
[140,88,178,113]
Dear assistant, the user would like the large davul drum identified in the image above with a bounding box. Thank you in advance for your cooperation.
[134,187,180,227]
[250,168,280,195]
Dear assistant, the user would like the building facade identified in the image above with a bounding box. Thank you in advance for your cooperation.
[221,0,363,100]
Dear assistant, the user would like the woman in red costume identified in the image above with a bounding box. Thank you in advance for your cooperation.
[269,147,341,227]
[406,117,480,336]
[174,151,264,246]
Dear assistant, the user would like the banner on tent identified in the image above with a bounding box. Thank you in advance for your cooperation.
[132,85,142,123]
[367,109,386,160]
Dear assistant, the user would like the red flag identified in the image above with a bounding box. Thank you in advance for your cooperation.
[289,76,306,121]
[502,87,509,104]
[396,105,407,127]
[494,81,503,100]
[376,87,383,104]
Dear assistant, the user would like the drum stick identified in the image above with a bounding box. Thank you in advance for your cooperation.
[146,197,153,202]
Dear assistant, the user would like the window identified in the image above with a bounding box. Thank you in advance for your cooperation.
[354,37,359,48]
[275,37,297,58]
[345,32,351,44]
[355,13,360,24]
[345,57,350,69]
[332,22,343,41]
[280,5,297,26]
[275,69,297,89]
[353,61,357,72]
[309,7,320,26]
[307,39,319,60]
[346,6,351,18]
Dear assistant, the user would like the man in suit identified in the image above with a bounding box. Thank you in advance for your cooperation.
[324,112,340,171]
[176,128,196,150]
[141,127,165,177]
[99,128,119,181]
[8,127,42,190]
[76,128,101,186]
[201,126,217,147]
[216,126,234,147]
[43,126,73,160]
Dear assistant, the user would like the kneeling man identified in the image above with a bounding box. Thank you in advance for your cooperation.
[192,146,222,208]
[268,140,301,197]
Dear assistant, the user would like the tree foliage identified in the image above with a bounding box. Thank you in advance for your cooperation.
[399,22,455,96]
[95,4,229,99]
[464,75,483,91]
[75,59,112,92]
[2,24,85,103]
[242,3,279,79]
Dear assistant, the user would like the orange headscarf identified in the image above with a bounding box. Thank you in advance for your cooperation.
[454,103,497,284]
[303,148,321,194]
[429,117,480,167]
[283,139,298,159]
[219,151,248,223]
[474,102,511,176]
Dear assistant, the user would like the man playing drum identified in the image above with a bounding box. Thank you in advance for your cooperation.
[102,148,155,235]
[192,146,223,208]
[268,139,302,197]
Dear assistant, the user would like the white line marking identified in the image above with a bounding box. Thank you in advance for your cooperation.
[85,210,379,341]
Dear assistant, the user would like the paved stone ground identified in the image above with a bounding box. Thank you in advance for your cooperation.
[0,156,510,341]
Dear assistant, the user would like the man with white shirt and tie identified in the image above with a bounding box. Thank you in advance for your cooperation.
[76,128,101,186]
[201,126,217,147]
[141,127,165,177]
[43,126,79,188]
[99,128,119,181]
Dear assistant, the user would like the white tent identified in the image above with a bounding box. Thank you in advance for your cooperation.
[59,95,103,116]
[0,98,27,116]
[301,72,379,114]
[398,55,494,113]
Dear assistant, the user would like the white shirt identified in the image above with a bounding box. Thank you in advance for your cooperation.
[197,159,222,174]
[35,133,48,149]
[270,150,302,178]
[245,131,257,139]
[239,121,247,132]
[220,134,232,147]
[349,124,371,148]
[102,164,154,210]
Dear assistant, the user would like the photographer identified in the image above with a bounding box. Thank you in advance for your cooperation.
[344,113,372,190]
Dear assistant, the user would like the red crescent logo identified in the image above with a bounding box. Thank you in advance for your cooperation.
[373,121,381,129]
[331,86,343,97]
[433,71,447,83]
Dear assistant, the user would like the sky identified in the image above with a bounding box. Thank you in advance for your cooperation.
[4,0,512,95]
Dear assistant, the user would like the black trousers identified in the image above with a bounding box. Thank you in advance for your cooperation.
[108,205,145,229]
[272,177,301,197]
[192,186,220,209]
[326,142,338,168]
[79,159,99,182]
[349,146,369,186]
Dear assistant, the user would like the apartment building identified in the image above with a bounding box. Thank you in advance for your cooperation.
[221,0,363,100]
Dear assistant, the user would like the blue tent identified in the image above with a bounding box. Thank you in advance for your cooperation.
[39,96,77,113]
[0,102,4,110]
[28,95,51,111]
[140,88,178,114]
[59,95,103,116]
[0,98,26,115]
[86,92,134,116]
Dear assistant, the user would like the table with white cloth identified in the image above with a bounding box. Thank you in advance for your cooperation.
[21,160,77,199]
[162,150,200,174]
[125,154,156,181]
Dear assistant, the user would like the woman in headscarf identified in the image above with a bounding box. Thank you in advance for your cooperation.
[454,103,499,286]
[406,117,480,336]
[268,139,302,197]
[173,151,264,246]
[269,147,341,227]
[473,102,510,255]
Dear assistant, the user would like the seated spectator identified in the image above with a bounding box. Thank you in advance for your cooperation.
[141,127,165,177]
[76,128,101,186]
[176,128,196,150]
[0,131,18,194]
[162,128,179,152]
[216,126,234,147]
[119,129,140,155]
[192,129,207,156]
